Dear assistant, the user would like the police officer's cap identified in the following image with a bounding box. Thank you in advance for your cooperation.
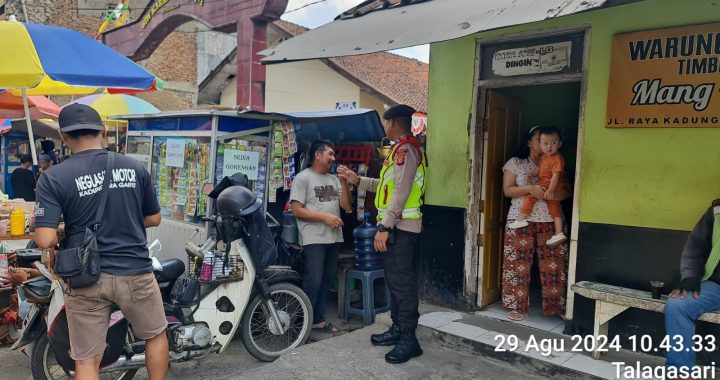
[383,104,416,120]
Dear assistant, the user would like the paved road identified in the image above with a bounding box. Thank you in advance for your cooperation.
[2,317,546,380]
[0,334,265,380]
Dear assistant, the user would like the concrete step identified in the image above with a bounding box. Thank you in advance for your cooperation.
[375,303,669,380]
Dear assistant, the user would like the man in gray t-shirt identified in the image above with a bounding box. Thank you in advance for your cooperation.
[290,140,351,332]
[291,170,344,246]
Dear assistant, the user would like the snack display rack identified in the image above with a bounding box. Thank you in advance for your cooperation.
[118,109,386,263]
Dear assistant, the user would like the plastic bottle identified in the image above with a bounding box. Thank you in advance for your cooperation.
[199,252,214,281]
[353,212,383,271]
[10,206,25,236]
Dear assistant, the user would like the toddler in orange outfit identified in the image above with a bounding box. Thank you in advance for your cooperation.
[509,128,567,246]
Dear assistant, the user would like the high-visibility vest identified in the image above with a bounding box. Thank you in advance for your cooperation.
[703,205,720,280]
[375,136,427,221]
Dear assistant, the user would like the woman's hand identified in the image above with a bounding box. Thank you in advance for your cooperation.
[544,189,555,200]
[528,185,546,199]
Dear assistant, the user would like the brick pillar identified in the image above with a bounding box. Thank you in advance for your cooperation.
[236,19,267,111]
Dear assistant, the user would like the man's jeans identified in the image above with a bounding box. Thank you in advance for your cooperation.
[665,280,720,368]
[18,287,30,320]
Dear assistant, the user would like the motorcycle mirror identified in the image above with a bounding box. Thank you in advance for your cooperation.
[148,239,162,254]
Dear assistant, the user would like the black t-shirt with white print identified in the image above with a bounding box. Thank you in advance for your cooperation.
[35,149,160,275]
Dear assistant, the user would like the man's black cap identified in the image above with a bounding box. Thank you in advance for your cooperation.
[383,104,416,120]
[59,104,104,132]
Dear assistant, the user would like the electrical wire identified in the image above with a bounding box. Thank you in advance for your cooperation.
[284,0,329,14]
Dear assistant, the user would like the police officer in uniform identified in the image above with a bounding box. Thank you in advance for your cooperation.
[338,104,427,364]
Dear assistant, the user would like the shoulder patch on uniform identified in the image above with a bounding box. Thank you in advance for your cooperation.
[396,149,408,166]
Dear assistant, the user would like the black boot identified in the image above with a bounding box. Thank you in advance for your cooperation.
[384,326,423,364]
[371,323,401,346]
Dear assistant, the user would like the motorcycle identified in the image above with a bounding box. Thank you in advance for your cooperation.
[12,183,313,379]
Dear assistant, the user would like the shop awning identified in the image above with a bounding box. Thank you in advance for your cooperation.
[261,0,642,64]
[245,109,385,142]
[117,108,385,142]
[10,118,59,138]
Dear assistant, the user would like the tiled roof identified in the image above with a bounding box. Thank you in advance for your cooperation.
[272,20,428,113]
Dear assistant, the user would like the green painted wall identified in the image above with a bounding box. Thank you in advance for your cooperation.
[426,0,720,231]
[425,37,476,208]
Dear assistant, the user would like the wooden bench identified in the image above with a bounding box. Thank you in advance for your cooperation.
[571,281,720,359]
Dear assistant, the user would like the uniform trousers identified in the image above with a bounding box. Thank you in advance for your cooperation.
[383,228,421,329]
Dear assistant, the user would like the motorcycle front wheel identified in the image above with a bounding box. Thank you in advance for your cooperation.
[31,334,138,380]
[241,282,313,362]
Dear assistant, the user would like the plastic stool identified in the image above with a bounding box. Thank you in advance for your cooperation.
[336,257,356,318]
[343,268,391,325]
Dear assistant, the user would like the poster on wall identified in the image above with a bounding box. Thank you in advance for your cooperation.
[606,23,720,128]
[165,138,186,167]
[223,149,260,180]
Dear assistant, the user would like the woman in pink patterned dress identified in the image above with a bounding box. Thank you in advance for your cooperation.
[501,126,572,321]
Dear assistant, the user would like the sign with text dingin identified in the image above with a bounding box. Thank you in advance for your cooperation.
[223,149,260,180]
[606,23,720,128]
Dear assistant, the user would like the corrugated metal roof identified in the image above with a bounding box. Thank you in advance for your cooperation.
[261,0,641,64]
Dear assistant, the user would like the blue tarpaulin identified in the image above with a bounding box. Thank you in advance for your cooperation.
[244,109,384,142]
[123,109,384,142]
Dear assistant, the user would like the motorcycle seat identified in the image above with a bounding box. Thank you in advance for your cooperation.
[155,259,185,282]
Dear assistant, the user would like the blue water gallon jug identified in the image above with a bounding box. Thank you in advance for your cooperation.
[353,212,383,271]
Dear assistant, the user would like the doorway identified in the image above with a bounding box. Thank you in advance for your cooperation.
[477,82,581,331]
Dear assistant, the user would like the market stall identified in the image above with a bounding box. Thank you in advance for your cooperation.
[1,119,60,197]
[120,108,385,262]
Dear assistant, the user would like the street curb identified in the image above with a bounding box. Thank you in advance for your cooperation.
[416,325,604,380]
[377,311,601,379]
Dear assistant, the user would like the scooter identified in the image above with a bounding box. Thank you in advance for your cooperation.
[12,184,313,380]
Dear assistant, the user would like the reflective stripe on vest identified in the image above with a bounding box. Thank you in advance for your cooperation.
[375,136,427,221]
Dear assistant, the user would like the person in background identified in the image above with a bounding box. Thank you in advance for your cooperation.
[1,266,41,321]
[338,104,428,364]
[10,154,36,201]
[290,140,352,334]
[665,199,720,375]
[40,138,57,164]
[501,126,572,322]
[38,154,52,174]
